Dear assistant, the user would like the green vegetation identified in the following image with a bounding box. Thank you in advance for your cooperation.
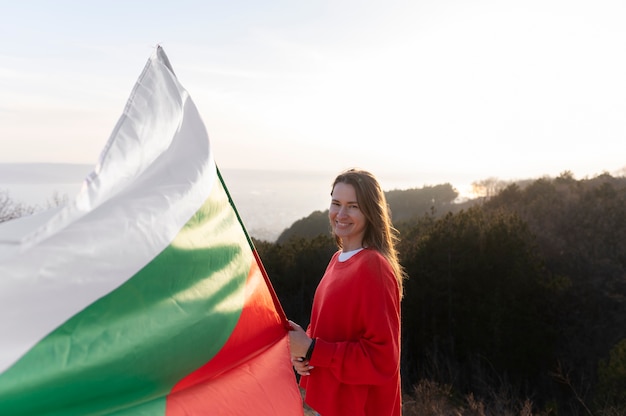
[258,172,626,415]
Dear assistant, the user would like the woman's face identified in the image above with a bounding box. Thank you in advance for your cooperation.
[329,182,367,249]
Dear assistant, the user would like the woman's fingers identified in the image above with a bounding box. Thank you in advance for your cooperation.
[291,357,314,376]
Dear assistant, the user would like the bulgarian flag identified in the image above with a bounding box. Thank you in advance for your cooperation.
[0,46,303,415]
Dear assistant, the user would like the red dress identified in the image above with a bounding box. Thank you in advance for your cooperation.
[300,248,401,416]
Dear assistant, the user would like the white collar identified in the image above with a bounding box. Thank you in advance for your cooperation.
[338,247,364,262]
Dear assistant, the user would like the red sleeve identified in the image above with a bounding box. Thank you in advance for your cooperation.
[309,253,400,385]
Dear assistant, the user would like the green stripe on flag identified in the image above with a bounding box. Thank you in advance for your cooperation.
[0,177,250,415]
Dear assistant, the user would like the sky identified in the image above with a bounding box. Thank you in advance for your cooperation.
[1,0,625,196]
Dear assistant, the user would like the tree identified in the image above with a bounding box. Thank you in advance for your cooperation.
[0,189,36,224]
[401,207,555,397]
[471,177,512,199]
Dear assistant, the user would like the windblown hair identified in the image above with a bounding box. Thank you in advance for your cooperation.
[331,168,408,297]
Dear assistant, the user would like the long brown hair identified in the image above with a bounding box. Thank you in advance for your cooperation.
[331,168,407,297]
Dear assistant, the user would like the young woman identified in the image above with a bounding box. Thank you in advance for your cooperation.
[289,168,407,416]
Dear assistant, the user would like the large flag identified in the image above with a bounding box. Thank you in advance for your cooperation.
[0,46,303,415]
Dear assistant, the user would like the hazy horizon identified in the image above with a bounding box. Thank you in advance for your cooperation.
[2,1,625,192]
[2,162,624,242]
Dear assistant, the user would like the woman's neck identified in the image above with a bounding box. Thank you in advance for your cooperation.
[341,239,364,252]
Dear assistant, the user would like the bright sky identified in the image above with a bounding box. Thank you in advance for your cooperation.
[1,0,625,194]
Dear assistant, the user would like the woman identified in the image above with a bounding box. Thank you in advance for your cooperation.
[289,168,407,416]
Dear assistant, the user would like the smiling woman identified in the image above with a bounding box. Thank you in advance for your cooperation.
[288,168,407,416]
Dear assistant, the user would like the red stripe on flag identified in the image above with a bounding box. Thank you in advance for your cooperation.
[165,336,301,415]
[165,258,302,415]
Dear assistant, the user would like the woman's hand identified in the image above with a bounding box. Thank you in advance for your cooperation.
[288,320,312,357]
[288,320,314,375]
